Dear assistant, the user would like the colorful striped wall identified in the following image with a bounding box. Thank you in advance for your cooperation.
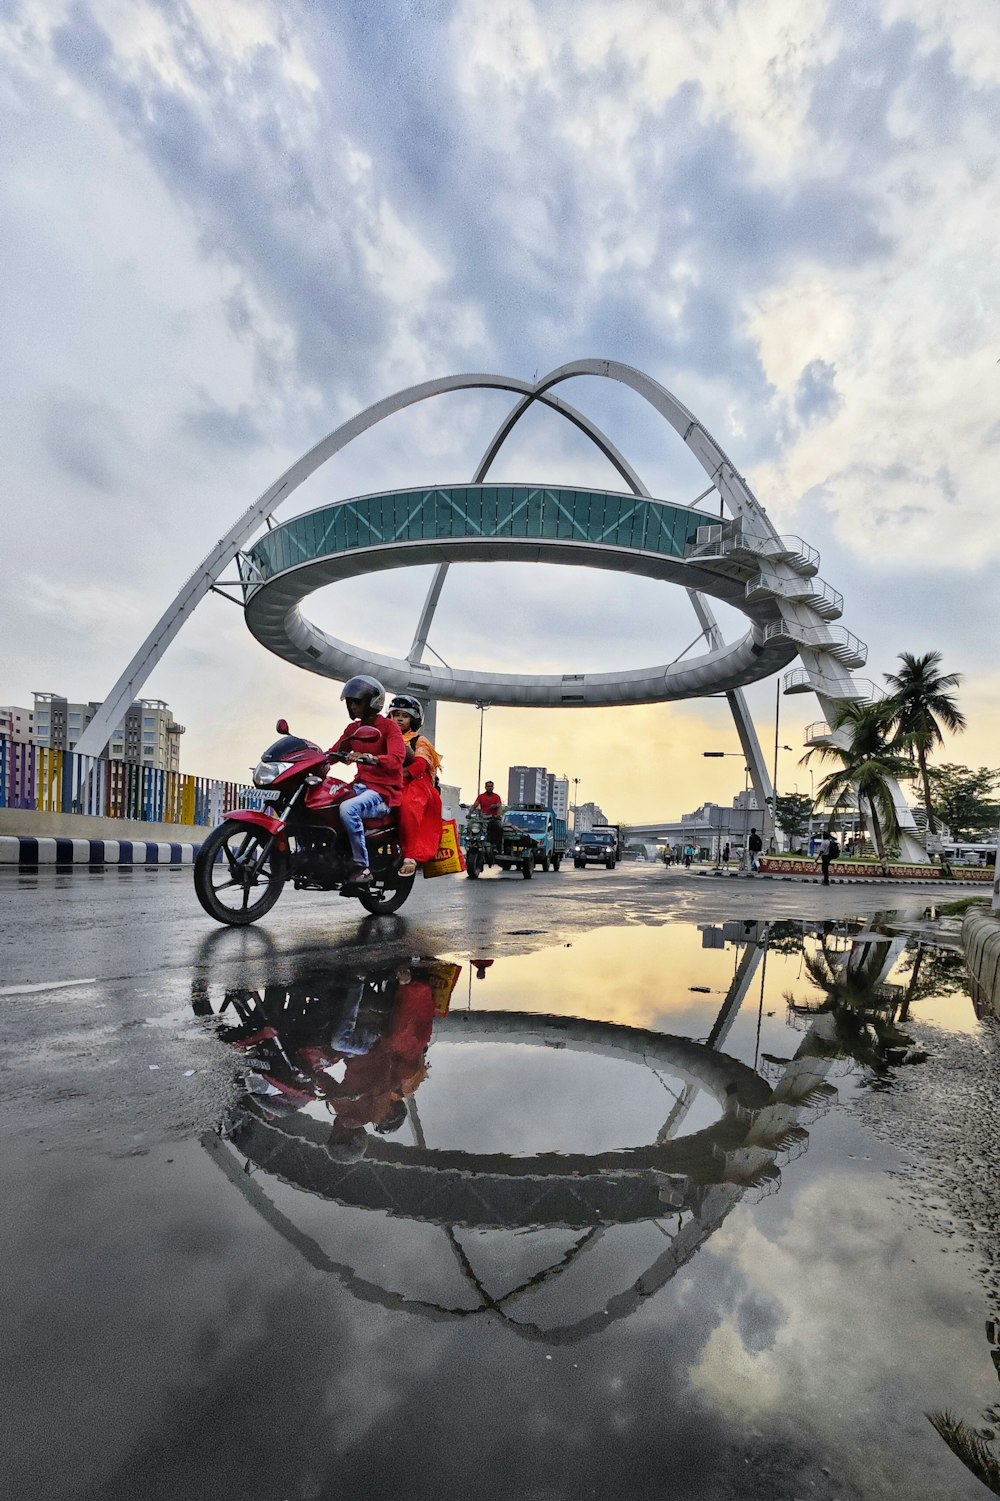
[0,737,262,826]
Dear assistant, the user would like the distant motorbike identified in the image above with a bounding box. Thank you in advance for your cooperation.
[193,719,413,925]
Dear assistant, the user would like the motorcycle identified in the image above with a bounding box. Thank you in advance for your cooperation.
[193,719,415,925]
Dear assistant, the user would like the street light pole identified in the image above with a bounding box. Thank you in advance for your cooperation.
[571,775,581,834]
[475,701,490,795]
[765,678,792,846]
[704,750,750,864]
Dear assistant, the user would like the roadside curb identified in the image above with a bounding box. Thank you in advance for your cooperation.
[693,870,986,889]
[0,835,202,867]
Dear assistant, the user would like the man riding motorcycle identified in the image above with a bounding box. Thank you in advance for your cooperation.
[328,675,405,888]
[472,779,504,851]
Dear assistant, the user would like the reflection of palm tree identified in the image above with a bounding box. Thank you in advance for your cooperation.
[927,1411,1000,1497]
[803,702,916,860]
[786,932,921,1073]
[896,940,967,1021]
[883,651,966,836]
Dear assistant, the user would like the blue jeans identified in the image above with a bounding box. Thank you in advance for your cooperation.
[340,785,389,869]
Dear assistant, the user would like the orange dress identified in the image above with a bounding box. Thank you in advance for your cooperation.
[398,731,444,862]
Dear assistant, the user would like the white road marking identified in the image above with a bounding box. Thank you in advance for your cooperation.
[0,978,99,997]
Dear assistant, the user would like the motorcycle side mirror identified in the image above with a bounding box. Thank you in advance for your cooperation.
[275,718,290,734]
[352,726,381,744]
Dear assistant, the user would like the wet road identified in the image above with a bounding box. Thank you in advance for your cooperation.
[2,863,999,1500]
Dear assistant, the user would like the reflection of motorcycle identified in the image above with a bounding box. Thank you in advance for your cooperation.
[463,810,534,880]
[195,958,461,1133]
[194,720,414,925]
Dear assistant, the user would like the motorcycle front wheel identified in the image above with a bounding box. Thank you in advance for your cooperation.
[194,820,286,926]
[355,868,416,915]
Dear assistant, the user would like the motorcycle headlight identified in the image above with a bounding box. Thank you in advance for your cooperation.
[253,760,293,787]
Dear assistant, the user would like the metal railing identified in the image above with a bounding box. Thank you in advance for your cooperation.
[687,523,819,576]
[803,721,833,744]
[0,737,259,825]
[783,668,887,701]
[763,621,867,668]
[744,572,843,619]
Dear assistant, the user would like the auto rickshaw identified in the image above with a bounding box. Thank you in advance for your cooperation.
[463,809,535,879]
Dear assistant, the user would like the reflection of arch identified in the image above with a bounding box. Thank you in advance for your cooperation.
[202,938,837,1343]
[223,1014,773,1230]
[204,1125,748,1345]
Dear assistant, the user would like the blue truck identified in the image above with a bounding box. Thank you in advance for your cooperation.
[504,804,569,872]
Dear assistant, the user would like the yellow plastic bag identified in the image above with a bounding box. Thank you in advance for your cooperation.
[422,819,466,877]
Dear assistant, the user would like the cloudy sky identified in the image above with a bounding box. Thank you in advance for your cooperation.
[2,0,998,819]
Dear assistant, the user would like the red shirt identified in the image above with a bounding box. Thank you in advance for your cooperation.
[329,714,405,807]
[473,791,503,817]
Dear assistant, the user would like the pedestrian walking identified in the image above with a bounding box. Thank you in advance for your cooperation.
[747,826,763,873]
[818,829,839,885]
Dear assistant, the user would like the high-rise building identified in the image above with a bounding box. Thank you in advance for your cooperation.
[34,693,185,772]
[546,773,569,820]
[575,800,608,833]
[507,765,548,806]
[0,705,35,743]
[507,765,570,819]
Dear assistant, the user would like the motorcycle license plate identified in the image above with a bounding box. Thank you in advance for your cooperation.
[260,791,281,802]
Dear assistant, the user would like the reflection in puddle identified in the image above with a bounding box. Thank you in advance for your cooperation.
[194,933,847,1345]
[186,915,996,1496]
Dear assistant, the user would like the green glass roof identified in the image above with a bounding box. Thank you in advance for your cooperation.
[241,484,706,587]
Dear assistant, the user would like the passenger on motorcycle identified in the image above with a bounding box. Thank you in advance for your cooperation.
[387,695,443,879]
[328,675,405,887]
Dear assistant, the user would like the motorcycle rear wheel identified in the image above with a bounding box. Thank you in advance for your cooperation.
[194,819,285,926]
[355,869,416,915]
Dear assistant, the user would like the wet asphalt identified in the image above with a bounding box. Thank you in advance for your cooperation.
[2,862,998,1501]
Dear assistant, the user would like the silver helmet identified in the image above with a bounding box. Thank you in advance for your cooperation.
[340,674,386,715]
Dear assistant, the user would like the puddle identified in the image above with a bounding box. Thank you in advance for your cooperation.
[4,913,999,1501]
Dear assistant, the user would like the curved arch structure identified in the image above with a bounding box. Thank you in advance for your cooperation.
[74,357,922,856]
[240,482,798,706]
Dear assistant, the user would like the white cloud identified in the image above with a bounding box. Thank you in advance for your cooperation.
[2,0,999,805]
[883,0,1000,89]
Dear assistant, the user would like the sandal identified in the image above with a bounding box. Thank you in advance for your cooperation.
[342,865,374,890]
[399,858,417,878]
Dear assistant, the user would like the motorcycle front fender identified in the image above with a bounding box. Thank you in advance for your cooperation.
[223,809,289,850]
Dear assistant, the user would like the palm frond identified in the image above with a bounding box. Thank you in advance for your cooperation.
[927,1410,1000,1496]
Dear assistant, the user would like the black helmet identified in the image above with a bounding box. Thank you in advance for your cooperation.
[341,675,385,716]
[388,694,424,729]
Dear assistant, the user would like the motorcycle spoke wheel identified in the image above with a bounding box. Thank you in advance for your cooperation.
[194,820,285,926]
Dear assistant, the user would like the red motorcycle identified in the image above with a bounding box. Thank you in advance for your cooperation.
[193,719,414,925]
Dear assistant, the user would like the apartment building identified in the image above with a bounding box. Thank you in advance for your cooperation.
[574,800,608,833]
[0,705,35,742]
[507,765,570,819]
[33,693,185,772]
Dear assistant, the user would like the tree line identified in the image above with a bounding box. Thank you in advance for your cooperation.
[775,651,999,859]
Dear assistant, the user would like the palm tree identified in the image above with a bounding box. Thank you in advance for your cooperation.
[802,701,916,860]
[883,651,966,835]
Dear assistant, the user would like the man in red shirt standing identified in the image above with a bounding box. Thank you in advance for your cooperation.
[472,780,504,850]
[329,675,405,886]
